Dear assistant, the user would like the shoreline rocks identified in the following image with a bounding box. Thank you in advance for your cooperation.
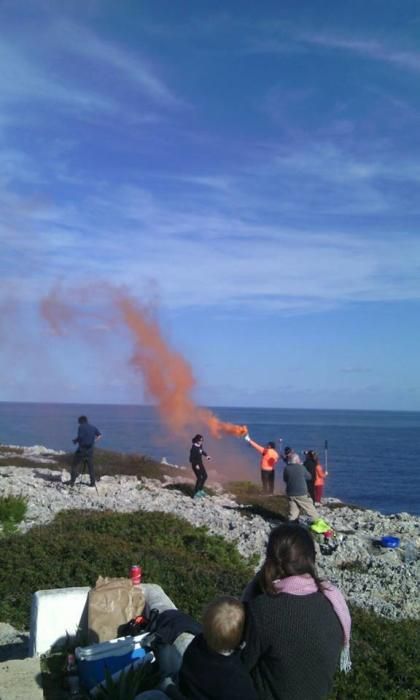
[0,446,419,622]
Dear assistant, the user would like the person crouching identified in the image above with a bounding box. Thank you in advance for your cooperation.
[283,452,319,521]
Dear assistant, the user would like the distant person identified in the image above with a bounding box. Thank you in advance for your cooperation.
[242,523,351,700]
[178,596,258,700]
[244,434,279,495]
[189,434,211,499]
[281,446,293,464]
[70,416,102,488]
[314,457,328,504]
[304,450,318,502]
[283,452,319,521]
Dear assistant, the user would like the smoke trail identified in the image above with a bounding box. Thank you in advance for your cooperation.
[41,286,247,439]
[114,293,247,437]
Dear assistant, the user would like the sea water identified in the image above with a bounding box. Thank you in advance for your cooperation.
[0,402,419,516]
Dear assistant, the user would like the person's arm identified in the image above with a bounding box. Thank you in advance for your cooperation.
[248,439,265,455]
[94,427,102,442]
[304,466,312,481]
[201,449,211,460]
[283,467,289,483]
[73,426,81,445]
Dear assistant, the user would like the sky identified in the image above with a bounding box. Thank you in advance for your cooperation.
[1,0,420,411]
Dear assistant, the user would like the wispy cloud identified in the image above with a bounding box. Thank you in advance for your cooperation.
[3,172,420,313]
[51,19,183,108]
[301,32,420,74]
[0,39,114,113]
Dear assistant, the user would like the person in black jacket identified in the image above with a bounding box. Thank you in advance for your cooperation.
[304,450,318,503]
[189,434,211,499]
[242,523,351,700]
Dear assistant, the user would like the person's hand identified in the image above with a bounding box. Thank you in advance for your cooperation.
[72,439,77,445]
[326,471,329,476]
[206,455,212,461]
[244,433,251,442]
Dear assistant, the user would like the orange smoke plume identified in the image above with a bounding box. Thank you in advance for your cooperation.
[41,286,247,440]
[116,293,247,438]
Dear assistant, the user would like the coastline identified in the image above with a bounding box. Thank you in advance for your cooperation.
[0,444,419,623]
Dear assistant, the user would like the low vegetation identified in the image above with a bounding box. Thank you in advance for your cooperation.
[0,509,253,629]
[227,480,289,520]
[0,494,27,535]
[0,449,418,698]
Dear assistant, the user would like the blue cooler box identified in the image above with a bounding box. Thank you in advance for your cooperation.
[75,634,150,690]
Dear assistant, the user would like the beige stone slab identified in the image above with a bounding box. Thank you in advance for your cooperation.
[0,657,43,700]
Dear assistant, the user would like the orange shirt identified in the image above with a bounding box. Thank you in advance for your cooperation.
[314,463,327,486]
[249,439,279,471]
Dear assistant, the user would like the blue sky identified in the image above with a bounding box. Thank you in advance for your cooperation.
[1,0,420,410]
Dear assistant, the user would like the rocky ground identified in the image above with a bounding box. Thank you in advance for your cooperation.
[0,446,419,631]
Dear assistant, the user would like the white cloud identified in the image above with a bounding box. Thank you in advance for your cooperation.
[50,19,182,108]
[0,39,115,113]
[301,32,420,74]
[3,177,420,313]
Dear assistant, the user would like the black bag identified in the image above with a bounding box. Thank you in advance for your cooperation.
[117,608,160,637]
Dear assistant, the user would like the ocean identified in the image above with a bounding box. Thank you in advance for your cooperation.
[1,402,419,516]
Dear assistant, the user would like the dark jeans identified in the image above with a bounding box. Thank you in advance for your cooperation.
[308,480,316,503]
[191,463,207,495]
[71,446,95,486]
[261,469,275,494]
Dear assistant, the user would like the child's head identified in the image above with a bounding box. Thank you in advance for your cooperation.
[202,596,245,654]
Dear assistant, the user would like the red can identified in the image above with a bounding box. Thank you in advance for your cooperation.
[130,565,142,585]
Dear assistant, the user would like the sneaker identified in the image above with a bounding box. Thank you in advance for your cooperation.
[198,490,206,497]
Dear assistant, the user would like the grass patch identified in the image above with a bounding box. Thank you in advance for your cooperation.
[0,445,172,481]
[0,494,27,533]
[329,607,420,699]
[227,480,289,520]
[55,449,172,481]
[0,509,254,630]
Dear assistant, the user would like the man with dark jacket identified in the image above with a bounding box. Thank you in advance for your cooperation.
[283,453,318,521]
[70,415,102,488]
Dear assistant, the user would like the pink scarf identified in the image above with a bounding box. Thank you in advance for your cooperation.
[273,574,352,672]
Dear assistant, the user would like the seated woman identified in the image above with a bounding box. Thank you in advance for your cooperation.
[242,523,351,700]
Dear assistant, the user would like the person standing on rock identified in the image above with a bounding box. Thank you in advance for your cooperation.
[244,434,279,495]
[283,453,319,521]
[190,434,211,499]
[70,416,102,488]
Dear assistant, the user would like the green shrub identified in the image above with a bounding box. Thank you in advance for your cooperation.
[227,481,289,519]
[0,509,253,629]
[56,450,170,481]
[0,494,27,525]
[329,607,420,699]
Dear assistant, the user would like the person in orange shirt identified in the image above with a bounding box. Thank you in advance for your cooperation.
[314,460,328,504]
[244,434,279,494]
